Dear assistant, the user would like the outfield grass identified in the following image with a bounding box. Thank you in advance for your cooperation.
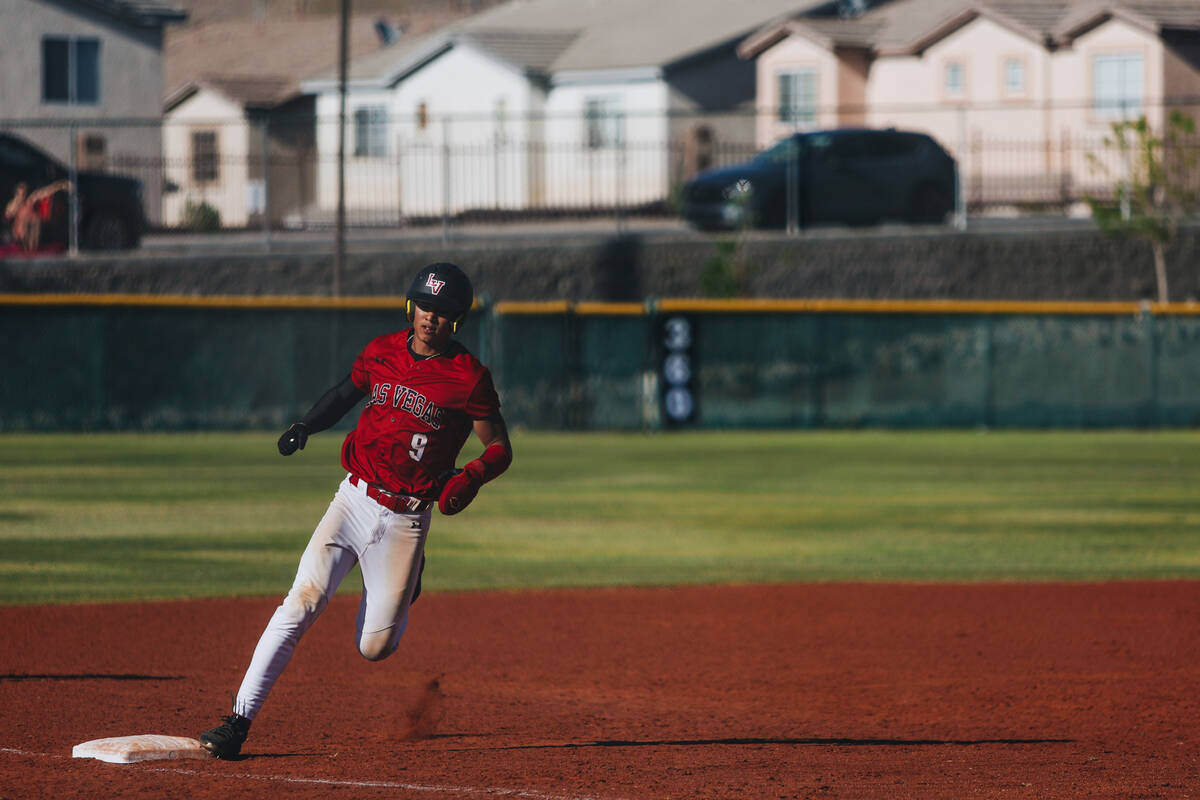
[1,430,1198,605]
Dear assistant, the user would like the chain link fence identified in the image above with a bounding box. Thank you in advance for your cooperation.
[4,296,1200,432]
[4,99,1199,249]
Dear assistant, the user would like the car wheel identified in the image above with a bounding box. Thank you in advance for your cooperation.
[83,212,130,251]
[908,184,951,224]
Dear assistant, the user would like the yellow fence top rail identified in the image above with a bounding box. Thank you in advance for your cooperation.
[0,293,411,310]
[492,300,645,315]
[497,298,1200,316]
[654,298,1163,315]
[5,294,1200,316]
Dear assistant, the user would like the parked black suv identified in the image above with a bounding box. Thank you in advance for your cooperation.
[0,131,146,250]
[680,127,957,230]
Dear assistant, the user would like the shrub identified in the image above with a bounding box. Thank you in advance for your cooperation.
[182,200,221,233]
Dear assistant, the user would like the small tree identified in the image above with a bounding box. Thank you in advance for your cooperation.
[698,181,756,298]
[1087,111,1198,304]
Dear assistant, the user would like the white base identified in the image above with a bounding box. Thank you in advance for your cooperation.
[72,734,211,764]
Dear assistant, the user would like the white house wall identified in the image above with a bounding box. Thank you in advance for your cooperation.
[397,44,534,216]
[313,49,676,217]
[315,87,397,219]
[163,89,252,227]
[542,78,670,208]
[316,44,535,218]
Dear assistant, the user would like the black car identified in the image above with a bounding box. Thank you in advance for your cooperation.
[0,131,146,250]
[680,127,957,230]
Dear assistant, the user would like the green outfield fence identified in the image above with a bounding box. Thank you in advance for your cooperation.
[3,294,1200,432]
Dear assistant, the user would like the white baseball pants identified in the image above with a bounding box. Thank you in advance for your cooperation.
[233,474,429,721]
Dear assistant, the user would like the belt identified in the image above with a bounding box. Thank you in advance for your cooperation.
[349,474,432,513]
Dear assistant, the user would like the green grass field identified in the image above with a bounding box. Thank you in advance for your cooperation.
[1,430,1198,605]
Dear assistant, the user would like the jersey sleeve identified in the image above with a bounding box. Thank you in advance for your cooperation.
[464,369,501,419]
[350,341,374,393]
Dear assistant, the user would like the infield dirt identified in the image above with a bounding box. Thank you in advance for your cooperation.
[0,582,1196,799]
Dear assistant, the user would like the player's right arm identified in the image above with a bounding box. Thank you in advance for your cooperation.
[278,374,366,456]
[438,409,513,515]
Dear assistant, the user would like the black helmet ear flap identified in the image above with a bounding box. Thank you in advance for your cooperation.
[406,299,415,322]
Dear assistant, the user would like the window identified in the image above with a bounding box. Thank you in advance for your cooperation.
[1003,58,1025,95]
[0,138,41,171]
[944,62,965,98]
[79,134,106,171]
[584,97,623,149]
[353,106,387,157]
[778,69,817,126]
[191,131,218,183]
[1094,53,1143,120]
[864,131,923,159]
[42,37,100,104]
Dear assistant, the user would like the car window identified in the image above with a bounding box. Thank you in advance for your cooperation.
[872,133,924,158]
[757,135,804,164]
[0,138,41,170]
[821,133,873,160]
[804,134,833,161]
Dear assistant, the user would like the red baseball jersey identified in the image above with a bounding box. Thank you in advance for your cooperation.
[342,330,500,498]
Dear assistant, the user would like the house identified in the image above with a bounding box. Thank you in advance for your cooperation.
[738,0,1200,207]
[161,12,466,228]
[163,75,316,229]
[0,0,187,223]
[299,0,830,219]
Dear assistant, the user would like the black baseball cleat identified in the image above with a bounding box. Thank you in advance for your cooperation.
[199,713,251,759]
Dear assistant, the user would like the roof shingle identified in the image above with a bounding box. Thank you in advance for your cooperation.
[746,0,1200,58]
[165,10,468,105]
[87,0,187,24]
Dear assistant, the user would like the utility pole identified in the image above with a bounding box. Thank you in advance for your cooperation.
[334,0,350,297]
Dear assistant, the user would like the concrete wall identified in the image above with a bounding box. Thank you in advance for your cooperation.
[4,226,1200,304]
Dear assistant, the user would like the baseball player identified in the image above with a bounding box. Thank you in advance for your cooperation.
[198,262,512,758]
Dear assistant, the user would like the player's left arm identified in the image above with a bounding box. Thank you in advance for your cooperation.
[438,411,513,515]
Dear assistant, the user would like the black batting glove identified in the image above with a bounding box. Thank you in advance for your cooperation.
[278,422,309,456]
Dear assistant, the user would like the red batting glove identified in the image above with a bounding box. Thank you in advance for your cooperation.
[438,462,484,515]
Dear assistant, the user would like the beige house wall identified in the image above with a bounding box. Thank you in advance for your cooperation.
[754,35,843,147]
[1049,20,1166,199]
[751,14,1200,208]
[1051,19,1164,136]
[884,17,1054,197]
[837,48,870,128]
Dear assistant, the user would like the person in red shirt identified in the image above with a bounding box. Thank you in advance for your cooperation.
[199,262,512,758]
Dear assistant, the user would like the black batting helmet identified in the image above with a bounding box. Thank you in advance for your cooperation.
[406,262,473,333]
